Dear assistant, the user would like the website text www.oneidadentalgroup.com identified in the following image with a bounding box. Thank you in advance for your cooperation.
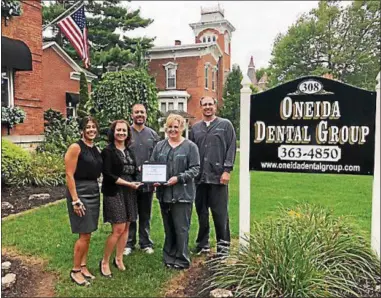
[260,161,361,173]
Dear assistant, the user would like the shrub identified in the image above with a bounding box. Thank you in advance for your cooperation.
[24,152,66,187]
[1,139,65,187]
[205,204,381,297]
[1,138,31,186]
[37,109,80,156]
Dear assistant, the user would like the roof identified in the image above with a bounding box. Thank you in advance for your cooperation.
[147,42,223,62]
[43,41,97,80]
[148,42,221,53]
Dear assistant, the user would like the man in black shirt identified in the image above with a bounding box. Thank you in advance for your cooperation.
[124,104,160,255]
[189,96,237,256]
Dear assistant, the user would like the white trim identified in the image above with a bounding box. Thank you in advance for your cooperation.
[189,19,236,37]
[147,43,223,63]
[2,68,15,107]
[70,71,95,82]
[163,62,178,89]
[2,134,45,143]
[157,90,191,99]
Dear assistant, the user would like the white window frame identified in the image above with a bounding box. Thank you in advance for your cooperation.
[163,62,178,89]
[158,98,187,113]
[1,68,14,107]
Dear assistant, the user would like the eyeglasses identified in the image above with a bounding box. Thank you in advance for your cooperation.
[201,103,215,107]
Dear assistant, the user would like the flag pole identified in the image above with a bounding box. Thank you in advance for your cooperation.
[42,1,84,31]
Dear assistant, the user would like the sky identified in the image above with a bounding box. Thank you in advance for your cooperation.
[123,1,321,73]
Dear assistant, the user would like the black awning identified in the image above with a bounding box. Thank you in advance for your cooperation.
[1,36,32,71]
[66,92,80,106]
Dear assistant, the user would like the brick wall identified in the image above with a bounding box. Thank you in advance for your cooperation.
[1,0,43,136]
[148,53,221,124]
[42,47,91,117]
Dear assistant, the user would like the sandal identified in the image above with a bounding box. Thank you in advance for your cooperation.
[113,258,126,271]
[80,264,96,280]
[70,269,90,286]
[99,260,113,278]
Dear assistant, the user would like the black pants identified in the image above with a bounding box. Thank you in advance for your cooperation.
[127,191,154,249]
[160,202,192,269]
[195,183,230,253]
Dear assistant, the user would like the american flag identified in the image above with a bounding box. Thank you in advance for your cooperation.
[57,5,90,68]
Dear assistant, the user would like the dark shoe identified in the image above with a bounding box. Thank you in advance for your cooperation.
[165,263,174,269]
[80,264,95,280]
[99,260,112,278]
[112,258,126,271]
[70,269,90,286]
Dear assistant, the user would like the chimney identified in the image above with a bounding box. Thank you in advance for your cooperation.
[175,40,181,46]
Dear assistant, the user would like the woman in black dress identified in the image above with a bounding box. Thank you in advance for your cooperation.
[100,120,142,277]
[65,116,102,286]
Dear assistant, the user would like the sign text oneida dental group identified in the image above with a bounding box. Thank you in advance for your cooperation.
[250,77,376,175]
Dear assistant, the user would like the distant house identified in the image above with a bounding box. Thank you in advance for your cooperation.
[146,4,235,134]
[42,41,96,118]
[1,1,44,146]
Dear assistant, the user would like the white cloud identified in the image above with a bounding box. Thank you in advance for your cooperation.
[123,1,320,73]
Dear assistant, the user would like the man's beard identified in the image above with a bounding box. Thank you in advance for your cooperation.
[134,118,145,125]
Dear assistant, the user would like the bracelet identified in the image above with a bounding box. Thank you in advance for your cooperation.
[72,200,83,207]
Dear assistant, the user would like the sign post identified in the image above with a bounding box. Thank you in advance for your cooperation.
[371,72,380,258]
[239,75,252,246]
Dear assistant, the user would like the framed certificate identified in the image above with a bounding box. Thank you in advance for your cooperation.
[141,163,167,183]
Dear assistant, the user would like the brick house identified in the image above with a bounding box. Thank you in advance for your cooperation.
[146,5,235,136]
[1,0,44,145]
[42,41,96,118]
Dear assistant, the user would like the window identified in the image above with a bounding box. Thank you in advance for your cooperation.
[202,37,206,43]
[213,36,216,42]
[1,67,14,107]
[164,62,178,89]
[204,66,209,89]
[208,37,211,42]
[224,32,229,54]
[178,102,184,111]
[161,102,166,113]
[167,68,176,89]
[66,102,77,118]
[212,70,216,91]
[168,102,174,111]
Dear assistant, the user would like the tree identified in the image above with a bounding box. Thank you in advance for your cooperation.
[42,1,155,76]
[89,68,160,133]
[77,72,90,119]
[220,64,243,139]
[255,67,267,82]
[268,0,380,90]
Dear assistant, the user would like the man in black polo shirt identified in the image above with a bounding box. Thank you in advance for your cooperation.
[189,96,237,256]
[124,103,160,255]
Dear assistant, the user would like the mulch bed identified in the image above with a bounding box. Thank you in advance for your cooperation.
[1,185,64,297]
[1,185,66,218]
[1,253,56,298]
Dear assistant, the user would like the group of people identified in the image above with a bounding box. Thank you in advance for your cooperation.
[65,96,236,286]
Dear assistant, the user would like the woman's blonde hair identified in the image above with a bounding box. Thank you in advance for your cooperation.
[165,113,185,132]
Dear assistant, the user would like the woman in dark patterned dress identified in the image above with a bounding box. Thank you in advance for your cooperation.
[65,116,102,286]
[100,120,143,277]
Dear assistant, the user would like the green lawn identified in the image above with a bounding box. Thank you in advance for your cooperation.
[1,154,373,296]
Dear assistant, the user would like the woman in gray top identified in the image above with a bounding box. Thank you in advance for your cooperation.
[151,114,200,269]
